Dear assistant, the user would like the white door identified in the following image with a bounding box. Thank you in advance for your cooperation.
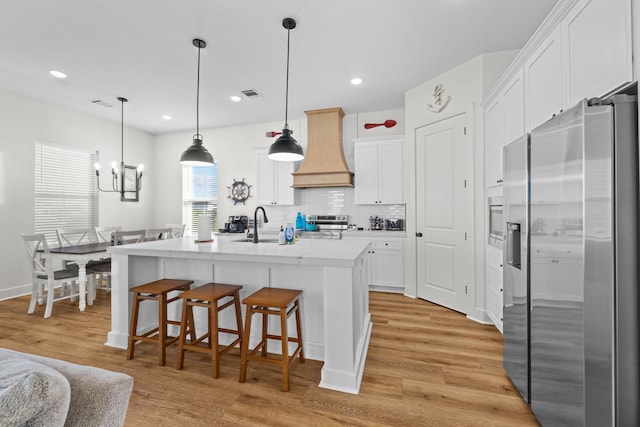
[416,114,473,313]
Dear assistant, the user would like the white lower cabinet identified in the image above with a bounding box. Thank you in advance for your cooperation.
[344,235,404,292]
[486,245,503,333]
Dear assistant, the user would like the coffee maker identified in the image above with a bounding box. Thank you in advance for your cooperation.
[224,215,248,233]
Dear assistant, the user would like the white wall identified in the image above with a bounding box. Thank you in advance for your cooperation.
[0,89,155,299]
[153,109,406,234]
[404,51,517,323]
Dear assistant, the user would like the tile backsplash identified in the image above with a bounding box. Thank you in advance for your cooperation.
[262,187,405,231]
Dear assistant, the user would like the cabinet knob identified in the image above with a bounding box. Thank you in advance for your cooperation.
[416,232,423,237]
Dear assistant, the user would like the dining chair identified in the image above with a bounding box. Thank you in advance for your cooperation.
[146,227,173,240]
[21,233,81,318]
[92,226,123,295]
[55,228,97,247]
[113,229,146,245]
[95,226,122,244]
[56,227,105,298]
[165,224,186,238]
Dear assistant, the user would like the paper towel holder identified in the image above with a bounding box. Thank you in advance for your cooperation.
[195,214,214,243]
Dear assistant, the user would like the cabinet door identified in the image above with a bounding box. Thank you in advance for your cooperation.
[378,140,403,204]
[257,150,294,205]
[503,69,525,144]
[257,151,276,205]
[564,0,632,106]
[525,27,563,131]
[354,142,380,204]
[274,160,294,205]
[371,249,403,288]
[485,97,504,188]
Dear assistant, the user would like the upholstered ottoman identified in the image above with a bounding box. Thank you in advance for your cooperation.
[0,348,133,427]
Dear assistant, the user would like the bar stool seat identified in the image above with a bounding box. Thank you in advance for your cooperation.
[239,287,304,391]
[176,283,243,378]
[127,278,193,366]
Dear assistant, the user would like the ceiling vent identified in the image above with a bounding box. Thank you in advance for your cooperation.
[241,89,262,99]
[90,99,114,108]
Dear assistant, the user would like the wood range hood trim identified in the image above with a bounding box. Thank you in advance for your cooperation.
[292,107,354,188]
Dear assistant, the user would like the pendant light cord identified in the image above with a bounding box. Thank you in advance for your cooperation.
[284,26,291,128]
[120,98,124,165]
[196,43,201,137]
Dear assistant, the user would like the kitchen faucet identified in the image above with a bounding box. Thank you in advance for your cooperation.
[252,206,269,243]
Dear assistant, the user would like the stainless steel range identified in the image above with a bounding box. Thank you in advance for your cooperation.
[303,214,348,239]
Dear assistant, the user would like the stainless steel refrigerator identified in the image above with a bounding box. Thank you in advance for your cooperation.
[503,92,639,426]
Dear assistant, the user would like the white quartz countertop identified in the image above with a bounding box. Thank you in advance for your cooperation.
[108,236,370,268]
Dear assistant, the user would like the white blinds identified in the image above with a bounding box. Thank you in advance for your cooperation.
[34,141,97,244]
[182,164,218,235]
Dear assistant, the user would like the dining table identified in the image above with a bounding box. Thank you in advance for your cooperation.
[46,242,112,312]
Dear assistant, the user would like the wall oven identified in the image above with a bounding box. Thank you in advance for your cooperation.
[488,196,503,248]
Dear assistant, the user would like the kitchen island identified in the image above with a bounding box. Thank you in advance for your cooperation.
[106,236,371,394]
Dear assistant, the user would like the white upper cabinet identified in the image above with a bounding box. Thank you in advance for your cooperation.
[502,69,525,145]
[256,150,295,205]
[485,97,505,188]
[563,0,632,106]
[354,138,404,205]
[525,27,563,131]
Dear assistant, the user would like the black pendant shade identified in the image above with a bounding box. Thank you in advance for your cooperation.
[268,127,303,161]
[180,38,214,166]
[180,134,214,165]
[268,17,304,162]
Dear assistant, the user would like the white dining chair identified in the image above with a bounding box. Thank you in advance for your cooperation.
[113,229,146,245]
[55,227,97,247]
[165,224,186,238]
[95,226,122,244]
[147,227,173,240]
[21,233,81,318]
[56,227,102,297]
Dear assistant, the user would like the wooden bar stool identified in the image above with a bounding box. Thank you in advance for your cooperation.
[127,278,193,366]
[176,283,243,378]
[239,287,304,391]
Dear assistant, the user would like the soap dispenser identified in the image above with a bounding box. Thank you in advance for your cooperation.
[296,212,305,230]
[278,226,286,245]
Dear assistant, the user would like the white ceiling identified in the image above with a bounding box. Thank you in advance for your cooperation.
[0,0,558,135]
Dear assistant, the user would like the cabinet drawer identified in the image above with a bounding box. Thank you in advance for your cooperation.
[371,239,403,251]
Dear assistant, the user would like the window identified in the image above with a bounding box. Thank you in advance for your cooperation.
[182,165,218,235]
[34,141,97,244]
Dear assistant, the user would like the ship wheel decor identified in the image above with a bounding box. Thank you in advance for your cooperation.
[227,178,252,205]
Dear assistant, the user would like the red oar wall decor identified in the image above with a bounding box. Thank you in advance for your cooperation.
[364,119,397,130]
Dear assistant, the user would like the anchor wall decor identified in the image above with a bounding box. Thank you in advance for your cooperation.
[426,84,451,113]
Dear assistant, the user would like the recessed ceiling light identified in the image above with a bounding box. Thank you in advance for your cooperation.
[161,115,172,120]
[48,69,67,79]
[350,77,364,86]
[230,95,242,103]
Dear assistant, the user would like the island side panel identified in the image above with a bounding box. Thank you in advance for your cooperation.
[106,253,163,349]
[319,252,372,394]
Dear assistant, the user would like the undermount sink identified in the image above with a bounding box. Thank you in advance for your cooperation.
[231,238,279,244]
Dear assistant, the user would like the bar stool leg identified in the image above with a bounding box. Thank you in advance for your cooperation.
[210,300,220,378]
[239,307,253,383]
[280,306,290,392]
[158,292,168,366]
[261,311,268,357]
[127,291,141,360]
[295,300,305,363]
[176,298,190,370]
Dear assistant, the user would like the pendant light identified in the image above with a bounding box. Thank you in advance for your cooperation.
[268,17,304,161]
[95,96,144,202]
[180,38,214,165]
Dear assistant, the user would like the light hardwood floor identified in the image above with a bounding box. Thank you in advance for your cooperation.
[0,291,539,426]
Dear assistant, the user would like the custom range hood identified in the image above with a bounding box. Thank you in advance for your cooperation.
[292,107,354,188]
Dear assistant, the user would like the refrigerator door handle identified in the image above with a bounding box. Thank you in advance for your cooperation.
[506,222,521,269]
